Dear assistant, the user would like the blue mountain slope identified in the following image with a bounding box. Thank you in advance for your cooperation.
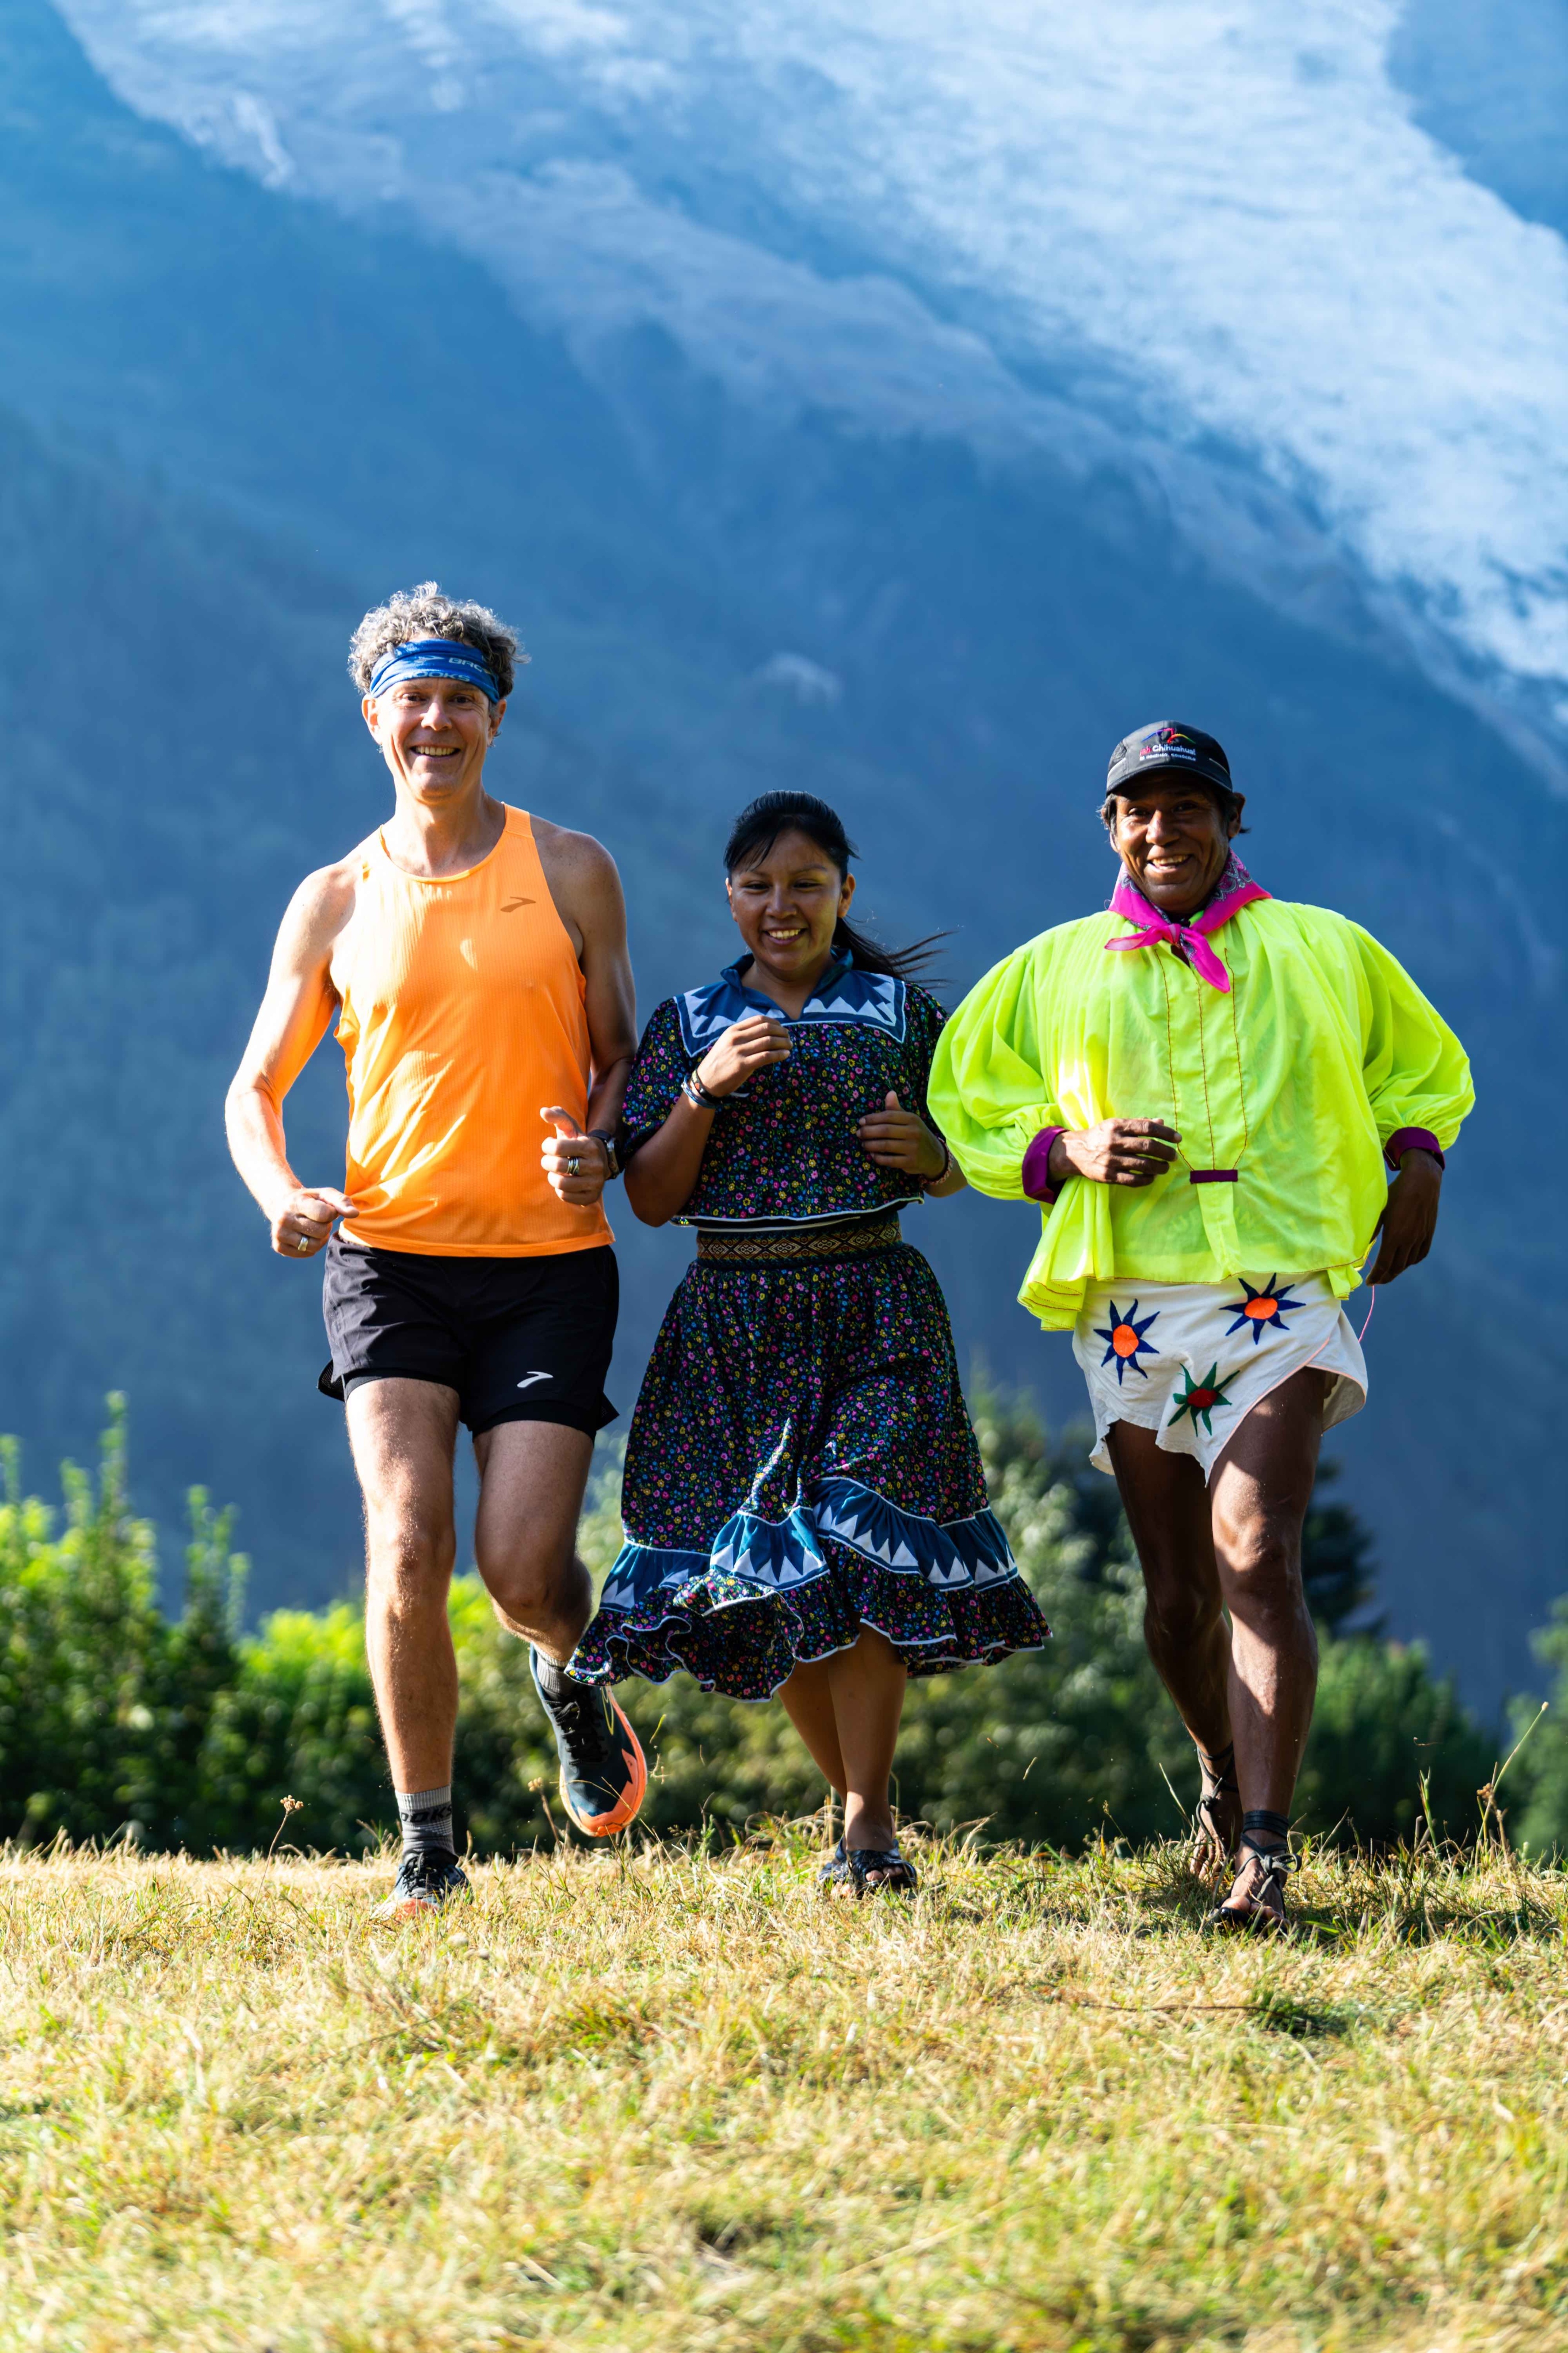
[1,0,1562,1697]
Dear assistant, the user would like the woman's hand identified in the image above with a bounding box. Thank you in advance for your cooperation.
[1049,1120,1180,1188]
[696,1015,791,1098]
[857,1091,948,1178]
[624,1020,785,1227]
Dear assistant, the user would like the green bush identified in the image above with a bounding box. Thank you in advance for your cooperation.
[193,1604,385,1856]
[0,1396,1541,1857]
[1506,1604,1568,1857]
[1294,1636,1493,1846]
[0,1403,167,1845]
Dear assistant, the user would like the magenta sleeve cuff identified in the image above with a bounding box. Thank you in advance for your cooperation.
[1384,1126,1445,1171]
[1022,1127,1068,1206]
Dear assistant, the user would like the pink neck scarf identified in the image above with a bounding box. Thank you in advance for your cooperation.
[1105,852,1270,993]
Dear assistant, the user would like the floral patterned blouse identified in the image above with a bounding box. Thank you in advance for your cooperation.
[621,950,948,1230]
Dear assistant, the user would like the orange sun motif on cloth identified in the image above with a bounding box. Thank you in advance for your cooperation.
[1223,1276,1305,1343]
[1093,1300,1160,1384]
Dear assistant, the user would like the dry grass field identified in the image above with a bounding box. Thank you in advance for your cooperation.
[0,1831,1564,2352]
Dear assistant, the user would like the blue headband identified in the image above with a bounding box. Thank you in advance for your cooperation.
[367,638,502,703]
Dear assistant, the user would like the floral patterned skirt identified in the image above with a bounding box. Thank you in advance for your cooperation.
[570,1237,1050,1700]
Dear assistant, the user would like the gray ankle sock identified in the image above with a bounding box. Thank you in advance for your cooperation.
[532,1650,579,1699]
[396,1785,455,1860]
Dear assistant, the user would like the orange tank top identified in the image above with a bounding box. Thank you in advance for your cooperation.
[334,805,612,1257]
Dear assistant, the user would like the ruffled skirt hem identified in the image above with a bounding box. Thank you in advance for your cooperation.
[571,1537,1051,1702]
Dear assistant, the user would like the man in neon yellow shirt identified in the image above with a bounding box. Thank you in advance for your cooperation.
[929,720,1473,1929]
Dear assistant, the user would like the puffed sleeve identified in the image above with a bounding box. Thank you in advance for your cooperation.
[1349,924,1475,1163]
[926,942,1069,1201]
[620,999,690,1160]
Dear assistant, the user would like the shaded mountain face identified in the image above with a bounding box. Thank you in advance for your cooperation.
[0,0,1562,1699]
[56,0,1568,773]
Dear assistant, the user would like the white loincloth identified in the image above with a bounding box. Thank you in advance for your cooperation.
[1071,1271,1367,1482]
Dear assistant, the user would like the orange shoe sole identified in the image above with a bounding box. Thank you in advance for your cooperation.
[562,1696,648,1836]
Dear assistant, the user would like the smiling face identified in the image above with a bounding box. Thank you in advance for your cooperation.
[362,672,504,807]
[726,827,855,995]
[1108,778,1243,916]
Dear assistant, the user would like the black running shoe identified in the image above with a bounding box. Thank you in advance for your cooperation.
[531,1651,648,1836]
[372,1851,471,1923]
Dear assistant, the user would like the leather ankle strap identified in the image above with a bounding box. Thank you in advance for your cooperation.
[1242,1807,1291,1845]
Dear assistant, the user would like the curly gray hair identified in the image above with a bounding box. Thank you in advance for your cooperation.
[348,582,527,700]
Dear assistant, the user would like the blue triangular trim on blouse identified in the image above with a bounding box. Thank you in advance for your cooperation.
[674,950,908,1054]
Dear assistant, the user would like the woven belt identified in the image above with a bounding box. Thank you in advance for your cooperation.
[696,1214,902,1265]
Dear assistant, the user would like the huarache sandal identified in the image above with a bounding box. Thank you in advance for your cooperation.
[1205,1810,1292,1935]
[848,1846,919,1897]
[1192,1738,1241,1878]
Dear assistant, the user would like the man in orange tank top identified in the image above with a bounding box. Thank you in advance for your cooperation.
[226,584,648,1917]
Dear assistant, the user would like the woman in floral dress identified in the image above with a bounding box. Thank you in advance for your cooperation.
[570,792,1048,1893]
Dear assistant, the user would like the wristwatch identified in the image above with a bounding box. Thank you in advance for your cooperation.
[587,1128,621,1179]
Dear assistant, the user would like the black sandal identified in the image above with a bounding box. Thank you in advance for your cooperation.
[848,1846,918,1897]
[1192,1738,1241,1877]
[818,1837,851,1890]
[1205,1810,1292,1935]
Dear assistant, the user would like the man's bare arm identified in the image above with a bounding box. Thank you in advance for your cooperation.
[225,866,360,1257]
[534,824,638,1204]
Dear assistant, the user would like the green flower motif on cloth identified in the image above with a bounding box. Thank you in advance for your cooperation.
[1170,1362,1231,1436]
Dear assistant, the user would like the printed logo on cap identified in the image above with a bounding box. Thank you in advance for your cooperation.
[1138,724,1199,763]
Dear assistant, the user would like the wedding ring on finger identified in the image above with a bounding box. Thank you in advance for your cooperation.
[567,1153,582,1178]
[295,1235,310,1253]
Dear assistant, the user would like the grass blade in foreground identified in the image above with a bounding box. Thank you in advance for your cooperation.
[0,1832,1564,2350]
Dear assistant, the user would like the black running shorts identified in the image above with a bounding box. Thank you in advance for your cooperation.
[319,1238,618,1437]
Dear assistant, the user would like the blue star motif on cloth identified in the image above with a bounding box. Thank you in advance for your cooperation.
[1093,1299,1161,1384]
[1223,1276,1306,1344]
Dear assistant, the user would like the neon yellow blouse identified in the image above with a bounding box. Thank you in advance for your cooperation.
[928,897,1474,1329]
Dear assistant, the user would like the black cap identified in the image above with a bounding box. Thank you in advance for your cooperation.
[1104,720,1233,804]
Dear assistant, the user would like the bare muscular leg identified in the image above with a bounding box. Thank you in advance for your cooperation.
[473,1419,645,1841]
[1207,1370,1326,1921]
[470,1419,597,1664]
[1108,1366,1329,1911]
[347,1378,462,1794]
[1105,1422,1239,1868]
[349,1389,601,1798]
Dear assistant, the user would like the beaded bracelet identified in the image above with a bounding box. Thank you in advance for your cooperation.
[923,1136,952,1189]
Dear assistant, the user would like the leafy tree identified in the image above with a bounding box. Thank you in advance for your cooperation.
[1300,1457,1381,1634]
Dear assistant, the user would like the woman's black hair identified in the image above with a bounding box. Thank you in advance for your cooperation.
[722,791,945,983]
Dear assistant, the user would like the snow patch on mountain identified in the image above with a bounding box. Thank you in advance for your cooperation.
[56,0,1568,762]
